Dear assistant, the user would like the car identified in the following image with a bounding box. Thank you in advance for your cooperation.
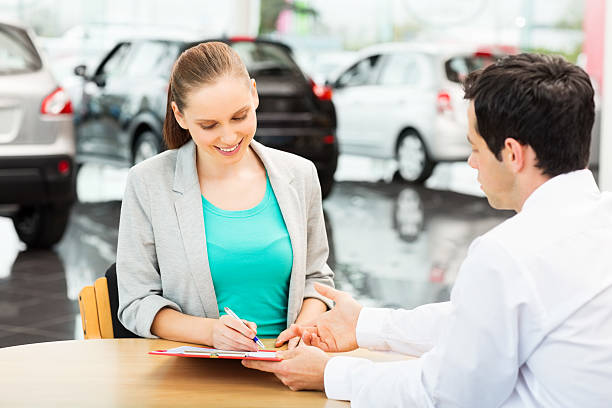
[327,42,507,183]
[73,37,338,198]
[0,21,76,248]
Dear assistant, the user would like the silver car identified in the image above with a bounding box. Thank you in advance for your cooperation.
[0,21,75,248]
[328,42,506,183]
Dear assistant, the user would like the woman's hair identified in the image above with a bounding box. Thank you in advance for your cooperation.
[163,41,250,149]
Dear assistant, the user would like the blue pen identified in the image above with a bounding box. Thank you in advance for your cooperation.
[223,307,265,349]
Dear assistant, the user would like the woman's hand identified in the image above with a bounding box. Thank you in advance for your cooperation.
[210,315,259,351]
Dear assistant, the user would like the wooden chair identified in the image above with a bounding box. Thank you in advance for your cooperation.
[78,263,139,339]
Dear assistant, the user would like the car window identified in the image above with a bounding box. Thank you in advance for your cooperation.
[445,54,499,83]
[378,53,421,86]
[97,42,132,78]
[0,25,42,74]
[336,55,380,88]
[123,41,177,77]
[231,41,301,76]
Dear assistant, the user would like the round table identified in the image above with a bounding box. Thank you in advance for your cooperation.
[0,338,411,407]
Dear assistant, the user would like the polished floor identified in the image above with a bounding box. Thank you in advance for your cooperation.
[0,158,513,348]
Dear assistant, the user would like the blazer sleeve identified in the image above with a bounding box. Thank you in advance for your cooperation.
[303,161,335,309]
[116,167,182,338]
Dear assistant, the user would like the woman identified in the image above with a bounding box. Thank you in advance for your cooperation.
[116,41,334,351]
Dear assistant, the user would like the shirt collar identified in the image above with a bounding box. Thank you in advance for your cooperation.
[521,169,600,214]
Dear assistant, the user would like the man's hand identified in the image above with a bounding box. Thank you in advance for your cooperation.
[242,345,330,391]
[276,283,363,352]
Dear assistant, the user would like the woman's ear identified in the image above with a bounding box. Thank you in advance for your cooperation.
[171,101,188,129]
[250,78,259,110]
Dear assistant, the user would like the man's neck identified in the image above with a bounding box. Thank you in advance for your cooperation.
[514,170,551,212]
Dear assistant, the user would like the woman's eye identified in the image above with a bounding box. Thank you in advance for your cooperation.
[232,114,247,121]
[201,124,216,130]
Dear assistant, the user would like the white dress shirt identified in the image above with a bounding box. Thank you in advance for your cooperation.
[324,170,612,407]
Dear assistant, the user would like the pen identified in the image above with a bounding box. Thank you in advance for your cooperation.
[223,307,265,349]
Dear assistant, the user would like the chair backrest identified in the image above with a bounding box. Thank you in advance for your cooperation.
[78,263,139,339]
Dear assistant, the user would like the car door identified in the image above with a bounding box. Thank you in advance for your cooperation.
[77,42,132,162]
[370,52,435,158]
[331,54,383,156]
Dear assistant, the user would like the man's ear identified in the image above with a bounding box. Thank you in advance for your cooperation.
[503,138,528,173]
[171,101,188,130]
[250,78,259,110]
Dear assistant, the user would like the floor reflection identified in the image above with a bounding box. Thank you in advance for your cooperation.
[324,182,512,309]
[1,159,514,347]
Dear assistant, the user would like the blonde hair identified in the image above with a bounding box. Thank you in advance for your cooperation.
[163,41,250,149]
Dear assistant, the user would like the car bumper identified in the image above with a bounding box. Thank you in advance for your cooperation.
[0,155,76,205]
[429,116,471,161]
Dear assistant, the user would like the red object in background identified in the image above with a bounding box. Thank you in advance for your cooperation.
[229,36,255,43]
[41,87,73,115]
[584,0,605,88]
[436,90,452,114]
[429,266,445,283]
[309,78,333,100]
[57,159,70,175]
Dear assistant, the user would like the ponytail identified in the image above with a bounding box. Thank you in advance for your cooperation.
[163,81,190,149]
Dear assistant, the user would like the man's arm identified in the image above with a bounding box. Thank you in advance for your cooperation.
[323,237,540,406]
[356,301,452,356]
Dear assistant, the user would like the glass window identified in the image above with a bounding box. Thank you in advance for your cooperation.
[445,54,499,83]
[123,41,176,77]
[379,53,420,86]
[336,55,380,88]
[0,25,41,74]
[97,42,132,78]
[231,41,301,76]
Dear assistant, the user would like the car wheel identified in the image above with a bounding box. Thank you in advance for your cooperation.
[396,130,435,183]
[13,204,71,249]
[133,131,161,165]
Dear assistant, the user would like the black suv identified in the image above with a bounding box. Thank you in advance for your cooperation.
[74,37,338,197]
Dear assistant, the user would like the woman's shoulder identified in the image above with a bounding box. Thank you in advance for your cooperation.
[128,148,179,182]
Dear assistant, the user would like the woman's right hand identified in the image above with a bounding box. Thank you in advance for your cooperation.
[210,315,259,351]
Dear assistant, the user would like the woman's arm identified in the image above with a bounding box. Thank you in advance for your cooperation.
[151,307,260,351]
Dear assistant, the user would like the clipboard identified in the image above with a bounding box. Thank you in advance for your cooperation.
[149,345,281,361]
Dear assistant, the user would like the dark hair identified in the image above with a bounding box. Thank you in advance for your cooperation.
[463,53,594,177]
[163,41,250,149]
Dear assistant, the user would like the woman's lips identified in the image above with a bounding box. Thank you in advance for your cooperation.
[214,139,243,156]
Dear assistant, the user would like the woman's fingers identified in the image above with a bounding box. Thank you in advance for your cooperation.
[220,314,255,338]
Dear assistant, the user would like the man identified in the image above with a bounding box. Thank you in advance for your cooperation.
[242,54,612,407]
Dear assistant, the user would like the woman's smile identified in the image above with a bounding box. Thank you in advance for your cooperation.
[214,138,243,156]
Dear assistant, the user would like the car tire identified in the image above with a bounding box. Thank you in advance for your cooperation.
[133,131,161,165]
[320,173,334,199]
[395,130,435,183]
[13,204,71,249]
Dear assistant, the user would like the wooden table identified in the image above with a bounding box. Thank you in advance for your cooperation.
[0,338,412,407]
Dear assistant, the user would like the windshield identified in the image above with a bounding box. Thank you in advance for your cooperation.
[231,41,301,76]
[0,25,42,74]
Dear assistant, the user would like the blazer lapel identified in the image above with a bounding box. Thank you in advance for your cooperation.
[251,141,304,324]
[173,141,219,318]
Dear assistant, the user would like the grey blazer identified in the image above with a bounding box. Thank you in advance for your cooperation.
[116,140,334,338]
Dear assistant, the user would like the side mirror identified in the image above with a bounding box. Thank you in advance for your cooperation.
[74,64,87,77]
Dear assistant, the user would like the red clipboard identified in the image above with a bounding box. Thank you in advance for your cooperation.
[149,345,281,361]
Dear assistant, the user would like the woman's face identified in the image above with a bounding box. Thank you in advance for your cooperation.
[172,75,258,166]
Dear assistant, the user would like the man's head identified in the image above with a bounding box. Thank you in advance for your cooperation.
[463,53,595,211]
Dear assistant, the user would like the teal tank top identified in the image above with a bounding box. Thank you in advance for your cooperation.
[202,176,293,337]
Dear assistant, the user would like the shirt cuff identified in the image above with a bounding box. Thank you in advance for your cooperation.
[356,307,391,350]
[324,356,372,401]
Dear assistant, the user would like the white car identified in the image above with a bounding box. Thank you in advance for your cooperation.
[328,42,504,183]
